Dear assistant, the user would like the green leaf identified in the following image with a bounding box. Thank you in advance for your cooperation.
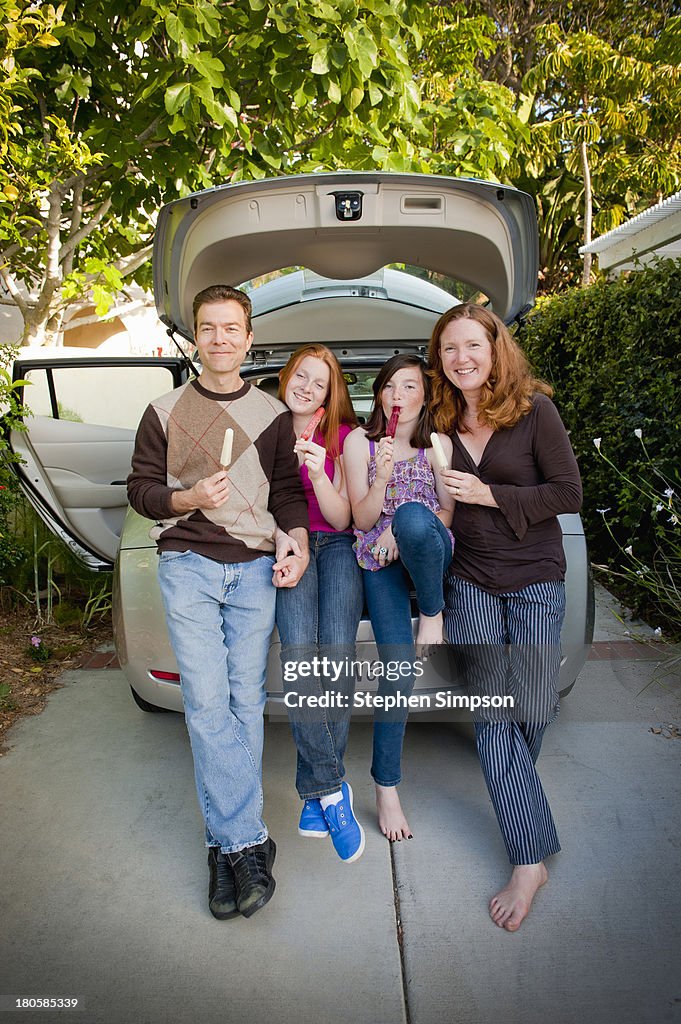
[347,86,364,111]
[165,83,191,116]
[368,81,382,106]
[35,32,60,47]
[188,52,225,88]
[311,50,330,75]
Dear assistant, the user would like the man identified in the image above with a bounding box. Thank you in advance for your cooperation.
[127,284,309,920]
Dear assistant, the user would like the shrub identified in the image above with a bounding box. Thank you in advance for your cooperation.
[520,259,681,629]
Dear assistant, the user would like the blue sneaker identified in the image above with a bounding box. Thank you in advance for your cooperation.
[298,798,329,838]
[322,782,365,863]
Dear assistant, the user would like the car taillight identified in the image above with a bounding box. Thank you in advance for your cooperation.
[149,670,181,682]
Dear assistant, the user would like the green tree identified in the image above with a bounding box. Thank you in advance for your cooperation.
[0,0,424,345]
[522,21,681,287]
[406,3,530,182]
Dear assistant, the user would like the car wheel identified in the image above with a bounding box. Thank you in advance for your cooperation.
[129,685,170,713]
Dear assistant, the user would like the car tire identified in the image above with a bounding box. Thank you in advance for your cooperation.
[129,685,170,713]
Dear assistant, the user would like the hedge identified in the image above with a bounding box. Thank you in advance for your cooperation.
[519,259,681,624]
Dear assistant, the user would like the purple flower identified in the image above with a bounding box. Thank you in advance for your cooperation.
[31,636,41,647]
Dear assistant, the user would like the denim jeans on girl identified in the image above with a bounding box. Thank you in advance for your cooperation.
[158,549,276,853]
[364,501,453,786]
[276,530,363,799]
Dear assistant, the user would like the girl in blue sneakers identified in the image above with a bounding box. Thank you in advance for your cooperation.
[275,344,365,863]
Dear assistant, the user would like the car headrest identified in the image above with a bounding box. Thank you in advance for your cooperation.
[256,377,280,398]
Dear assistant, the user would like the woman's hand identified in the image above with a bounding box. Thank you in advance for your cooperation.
[441,470,497,507]
[374,436,394,483]
[294,438,327,481]
[371,524,399,566]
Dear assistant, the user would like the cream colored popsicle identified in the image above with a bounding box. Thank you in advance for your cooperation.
[430,432,449,469]
[220,427,234,468]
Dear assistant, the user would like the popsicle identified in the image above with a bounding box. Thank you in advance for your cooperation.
[430,432,449,470]
[300,406,325,441]
[220,427,234,468]
[386,406,401,437]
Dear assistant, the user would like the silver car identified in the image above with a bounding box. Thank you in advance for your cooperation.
[9,172,594,713]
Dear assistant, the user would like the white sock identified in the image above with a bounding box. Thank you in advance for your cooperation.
[320,789,343,810]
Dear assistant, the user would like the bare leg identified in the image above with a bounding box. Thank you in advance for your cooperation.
[489,862,548,931]
[415,610,444,656]
[375,784,413,841]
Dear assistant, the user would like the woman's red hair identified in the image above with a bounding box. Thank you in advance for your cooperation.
[427,304,552,433]
[278,345,357,459]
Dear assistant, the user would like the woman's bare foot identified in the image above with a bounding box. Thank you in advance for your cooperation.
[375,784,413,842]
[489,863,548,931]
[416,611,444,657]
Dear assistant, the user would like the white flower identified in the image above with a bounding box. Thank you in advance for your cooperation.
[634,428,642,439]
[593,437,602,450]
[654,627,663,637]
[597,507,611,514]
[670,514,679,526]
[655,503,664,512]
[624,545,633,556]
[664,487,675,498]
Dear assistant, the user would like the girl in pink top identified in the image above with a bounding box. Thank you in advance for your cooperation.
[275,345,365,863]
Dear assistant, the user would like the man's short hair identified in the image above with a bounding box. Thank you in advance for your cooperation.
[192,285,252,335]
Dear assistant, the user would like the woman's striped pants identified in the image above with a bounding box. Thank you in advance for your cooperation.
[444,575,566,865]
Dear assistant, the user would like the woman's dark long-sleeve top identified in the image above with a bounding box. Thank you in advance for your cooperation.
[449,393,582,594]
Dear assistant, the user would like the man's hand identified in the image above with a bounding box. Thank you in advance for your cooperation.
[272,527,309,588]
[171,471,230,515]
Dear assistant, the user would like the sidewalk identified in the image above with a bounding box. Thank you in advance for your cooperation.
[0,584,679,1024]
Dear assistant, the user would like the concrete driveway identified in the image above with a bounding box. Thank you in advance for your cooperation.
[1,586,679,1024]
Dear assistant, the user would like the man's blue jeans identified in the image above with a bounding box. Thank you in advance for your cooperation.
[158,549,276,853]
[276,531,363,799]
[364,502,452,786]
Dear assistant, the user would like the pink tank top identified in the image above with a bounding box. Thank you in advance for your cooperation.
[300,422,353,533]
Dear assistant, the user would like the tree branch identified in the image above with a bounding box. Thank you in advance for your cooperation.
[60,195,112,261]
[62,298,149,331]
[113,244,153,278]
[35,184,63,315]
[0,267,29,315]
[0,222,44,263]
[62,175,85,275]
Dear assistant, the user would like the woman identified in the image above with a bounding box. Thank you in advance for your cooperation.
[275,344,365,864]
[344,354,454,841]
[428,303,582,931]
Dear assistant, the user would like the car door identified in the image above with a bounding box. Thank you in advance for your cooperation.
[7,357,188,570]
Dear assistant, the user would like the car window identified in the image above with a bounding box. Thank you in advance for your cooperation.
[22,364,178,430]
[255,369,379,423]
[346,371,376,422]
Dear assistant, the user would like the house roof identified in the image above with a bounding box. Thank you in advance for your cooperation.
[579,190,681,273]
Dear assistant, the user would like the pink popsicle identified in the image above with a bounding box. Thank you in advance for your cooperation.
[300,406,325,441]
[386,406,401,437]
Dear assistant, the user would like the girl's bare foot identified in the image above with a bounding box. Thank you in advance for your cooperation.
[416,610,444,657]
[489,862,548,931]
[375,784,412,842]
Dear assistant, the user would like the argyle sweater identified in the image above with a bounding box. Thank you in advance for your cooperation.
[127,377,308,563]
